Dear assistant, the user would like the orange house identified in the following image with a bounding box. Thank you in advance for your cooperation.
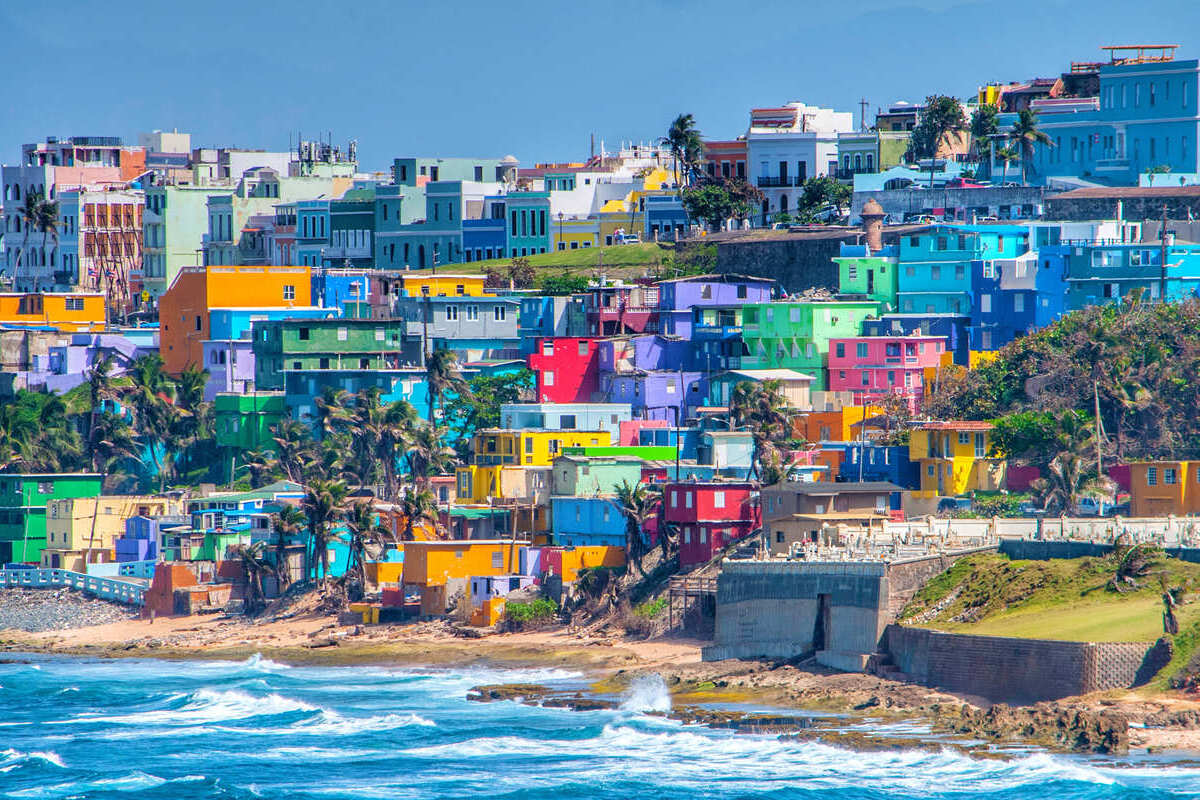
[158,265,311,374]
[793,405,882,444]
[0,292,107,332]
[1130,461,1200,517]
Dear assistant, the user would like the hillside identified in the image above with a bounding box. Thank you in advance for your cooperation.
[925,299,1200,461]
[404,242,685,277]
[903,551,1200,643]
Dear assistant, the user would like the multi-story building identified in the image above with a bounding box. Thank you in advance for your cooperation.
[896,224,1030,316]
[835,242,899,309]
[761,480,902,556]
[745,103,854,225]
[0,472,103,563]
[142,184,236,298]
[527,337,602,403]
[326,188,375,269]
[0,292,106,332]
[393,293,521,362]
[253,318,421,391]
[518,296,587,352]
[740,300,882,389]
[158,264,312,374]
[583,279,660,336]
[908,421,1005,499]
[505,191,552,256]
[656,274,774,338]
[691,305,748,372]
[826,335,947,411]
[550,453,645,497]
[1064,236,1200,309]
[203,306,336,399]
[1129,461,1200,516]
[551,496,627,548]
[701,139,748,180]
[500,403,632,440]
[663,481,759,567]
[214,391,289,480]
[468,429,612,468]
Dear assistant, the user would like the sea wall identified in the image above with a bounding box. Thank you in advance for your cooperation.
[999,539,1200,564]
[882,625,1169,703]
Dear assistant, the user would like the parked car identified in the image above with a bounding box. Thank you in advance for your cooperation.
[910,214,937,224]
[944,178,986,188]
[1075,496,1108,516]
[616,233,641,244]
[937,496,973,515]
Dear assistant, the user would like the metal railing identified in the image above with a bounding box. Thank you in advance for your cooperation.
[0,567,147,605]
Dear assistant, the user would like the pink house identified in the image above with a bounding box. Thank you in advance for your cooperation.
[827,335,947,411]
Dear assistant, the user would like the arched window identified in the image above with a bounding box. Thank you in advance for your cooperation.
[866,154,874,171]
[761,199,769,225]
[418,245,426,268]
[13,184,19,201]
[854,154,862,170]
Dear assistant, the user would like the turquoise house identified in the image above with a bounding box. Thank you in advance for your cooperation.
[1066,239,1200,309]
[896,225,1029,315]
[505,191,551,257]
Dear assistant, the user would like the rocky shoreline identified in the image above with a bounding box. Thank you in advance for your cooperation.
[0,587,138,633]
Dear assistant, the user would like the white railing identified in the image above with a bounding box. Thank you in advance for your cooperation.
[0,567,147,605]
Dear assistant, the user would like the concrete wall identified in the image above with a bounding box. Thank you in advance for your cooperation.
[851,186,1047,222]
[999,538,1200,564]
[714,235,851,293]
[1046,193,1200,223]
[883,624,1168,703]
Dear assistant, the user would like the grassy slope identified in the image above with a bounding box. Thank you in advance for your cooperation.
[404,242,677,276]
[905,552,1200,642]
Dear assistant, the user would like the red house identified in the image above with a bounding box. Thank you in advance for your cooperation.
[663,481,760,568]
[527,337,601,402]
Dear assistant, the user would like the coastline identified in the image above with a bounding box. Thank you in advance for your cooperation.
[5,609,1199,756]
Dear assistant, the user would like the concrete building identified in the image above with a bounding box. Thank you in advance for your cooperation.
[909,421,1005,499]
[826,335,947,411]
[202,306,336,399]
[40,495,183,570]
[142,183,236,298]
[761,480,903,556]
[500,403,632,440]
[740,300,882,389]
[664,480,759,567]
[0,472,103,563]
[253,317,421,391]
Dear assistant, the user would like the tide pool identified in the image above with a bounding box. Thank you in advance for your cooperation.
[0,654,1197,799]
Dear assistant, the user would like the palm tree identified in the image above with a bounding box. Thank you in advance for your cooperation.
[1009,109,1053,185]
[343,500,395,601]
[36,195,59,290]
[123,355,176,490]
[995,145,1019,185]
[729,379,794,481]
[661,114,703,188]
[241,449,278,489]
[271,420,314,483]
[312,386,352,439]
[398,486,440,541]
[379,401,417,500]
[270,505,306,589]
[611,479,660,575]
[302,478,348,582]
[10,191,42,285]
[406,421,455,489]
[424,348,469,424]
[230,541,277,614]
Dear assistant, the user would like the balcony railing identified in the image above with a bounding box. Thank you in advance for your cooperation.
[756,176,798,188]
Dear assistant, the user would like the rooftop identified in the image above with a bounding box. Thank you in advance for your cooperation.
[765,480,905,494]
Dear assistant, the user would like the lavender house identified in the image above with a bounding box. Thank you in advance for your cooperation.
[601,369,708,423]
[596,335,697,374]
[656,274,775,339]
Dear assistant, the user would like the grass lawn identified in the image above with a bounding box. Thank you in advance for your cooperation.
[906,551,1200,642]
[401,242,679,277]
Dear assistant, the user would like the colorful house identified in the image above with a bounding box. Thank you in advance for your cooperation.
[40,494,183,570]
[551,454,646,497]
[0,473,103,563]
[707,368,815,410]
[551,496,627,547]
[655,274,774,338]
[500,403,632,440]
[826,335,947,411]
[0,293,107,332]
[895,225,1029,316]
[740,300,881,390]
[470,429,613,467]
[584,280,660,336]
[158,264,312,374]
[761,480,903,556]
[834,243,899,308]
[1129,461,1200,517]
[908,421,1005,498]
[664,481,759,567]
[527,337,602,403]
[401,539,523,616]
[252,318,422,392]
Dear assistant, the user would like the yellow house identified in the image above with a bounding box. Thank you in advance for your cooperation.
[41,495,184,571]
[0,293,107,332]
[1130,461,1200,517]
[472,429,612,467]
[552,218,601,252]
[402,539,523,615]
[908,421,1006,499]
[400,273,487,298]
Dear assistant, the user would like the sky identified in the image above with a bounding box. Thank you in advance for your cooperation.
[3,0,1199,172]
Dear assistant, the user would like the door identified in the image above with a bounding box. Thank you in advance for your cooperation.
[813,593,831,652]
[867,270,875,294]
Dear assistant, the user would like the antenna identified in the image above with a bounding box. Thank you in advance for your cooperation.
[859,98,870,132]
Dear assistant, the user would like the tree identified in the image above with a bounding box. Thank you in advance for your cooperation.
[270,505,306,589]
[995,145,1019,184]
[398,486,440,541]
[405,421,455,489]
[123,355,176,490]
[611,480,660,575]
[230,541,277,614]
[681,178,761,231]
[1009,108,1052,184]
[424,348,470,424]
[343,501,394,602]
[907,96,967,187]
[969,104,1000,162]
[538,272,590,296]
[312,386,352,439]
[10,191,41,280]
[661,113,703,188]
[507,256,535,288]
[302,478,348,582]
[36,195,60,291]
[795,177,851,224]
[444,370,534,457]
[271,420,314,483]
[729,380,795,482]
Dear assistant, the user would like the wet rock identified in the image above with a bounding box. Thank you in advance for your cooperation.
[0,587,137,632]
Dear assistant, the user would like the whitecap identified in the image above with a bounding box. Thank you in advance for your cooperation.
[241,653,292,673]
[618,673,671,713]
[0,748,66,769]
[57,688,318,727]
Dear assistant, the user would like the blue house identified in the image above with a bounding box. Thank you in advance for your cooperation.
[551,496,626,547]
[295,199,330,268]
[518,295,586,353]
[837,444,920,490]
[312,269,372,312]
[993,53,1200,186]
[1065,238,1200,309]
[638,427,701,461]
[643,194,690,241]
[896,224,1030,317]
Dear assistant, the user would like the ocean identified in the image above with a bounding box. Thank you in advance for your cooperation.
[0,654,1197,799]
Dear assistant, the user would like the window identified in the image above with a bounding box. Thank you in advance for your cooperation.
[337,327,348,341]
[714,491,726,508]
[685,492,693,509]
[1147,467,1158,486]
[980,294,992,313]
[1013,294,1025,313]
[958,432,970,445]
[861,371,870,387]
[1165,468,1177,485]
[494,305,506,321]
[283,284,295,301]
[856,342,868,358]
[319,357,330,369]
[955,264,965,280]
[445,305,458,321]
[544,371,554,386]
[931,265,941,280]
[577,341,589,356]
[835,343,845,358]
[671,491,678,508]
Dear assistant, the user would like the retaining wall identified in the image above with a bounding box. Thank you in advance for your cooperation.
[883,624,1168,703]
[999,539,1200,563]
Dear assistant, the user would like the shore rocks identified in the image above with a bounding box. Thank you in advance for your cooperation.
[936,703,1129,754]
[0,587,137,633]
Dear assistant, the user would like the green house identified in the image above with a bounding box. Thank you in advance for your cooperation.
[740,300,881,390]
[551,454,646,496]
[214,392,289,482]
[253,318,421,390]
[0,473,103,563]
[834,247,899,309]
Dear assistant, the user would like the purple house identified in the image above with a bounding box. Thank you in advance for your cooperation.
[596,335,697,374]
[656,274,775,339]
[600,369,708,423]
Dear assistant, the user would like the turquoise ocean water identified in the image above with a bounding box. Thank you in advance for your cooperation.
[1,654,1198,799]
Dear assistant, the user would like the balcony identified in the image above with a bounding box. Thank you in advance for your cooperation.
[756,176,797,188]
[692,323,743,339]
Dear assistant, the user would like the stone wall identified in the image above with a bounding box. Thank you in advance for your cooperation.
[883,625,1167,703]
[1045,192,1200,222]
[851,187,1048,222]
[999,539,1200,564]
[714,235,849,294]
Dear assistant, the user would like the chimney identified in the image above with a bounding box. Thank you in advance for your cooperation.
[860,198,886,253]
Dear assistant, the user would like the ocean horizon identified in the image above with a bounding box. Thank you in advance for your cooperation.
[0,654,1196,799]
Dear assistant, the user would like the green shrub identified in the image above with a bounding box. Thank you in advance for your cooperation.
[505,598,558,625]
[635,596,668,618]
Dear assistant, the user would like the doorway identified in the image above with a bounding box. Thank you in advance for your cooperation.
[813,593,832,652]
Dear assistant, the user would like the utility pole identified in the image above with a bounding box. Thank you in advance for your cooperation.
[1094,381,1103,476]
[859,98,870,132]
[1159,203,1170,302]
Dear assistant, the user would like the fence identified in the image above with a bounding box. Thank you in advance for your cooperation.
[0,567,146,606]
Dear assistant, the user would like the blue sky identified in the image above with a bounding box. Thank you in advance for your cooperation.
[2,0,1197,172]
